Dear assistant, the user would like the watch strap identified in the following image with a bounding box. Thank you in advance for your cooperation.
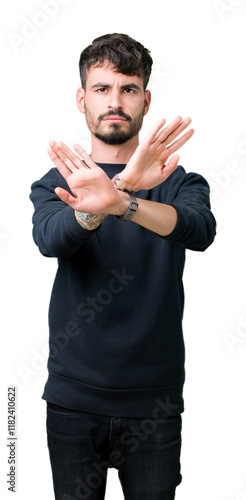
[115,191,139,222]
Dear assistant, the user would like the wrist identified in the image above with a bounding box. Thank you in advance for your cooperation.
[112,174,132,192]
[115,190,139,222]
[112,190,130,216]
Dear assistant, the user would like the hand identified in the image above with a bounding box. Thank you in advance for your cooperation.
[47,141,128,215]
[112,116,194,192]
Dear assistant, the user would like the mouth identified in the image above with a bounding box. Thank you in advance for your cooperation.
[103,116,128,122]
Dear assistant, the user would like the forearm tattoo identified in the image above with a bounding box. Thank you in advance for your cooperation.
[113,175,122,189]
[75,211,108,230]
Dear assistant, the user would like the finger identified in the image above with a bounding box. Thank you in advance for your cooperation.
[143,118,166,144]
[56,141,85,170]
[165,128,194,156]
[55,187,77,208]
[73,144,98,169]
[155,116,183,144]
[160,117,192,146]
[162,154,179,180]
[50,140,81,172]
[47,146,72,181]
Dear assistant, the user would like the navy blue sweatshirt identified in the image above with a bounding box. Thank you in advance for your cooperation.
[30,164,216,418]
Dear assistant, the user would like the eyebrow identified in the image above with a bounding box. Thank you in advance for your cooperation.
[91,83,142,91]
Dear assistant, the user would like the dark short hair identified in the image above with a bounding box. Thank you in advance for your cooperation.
[79,33,153,90]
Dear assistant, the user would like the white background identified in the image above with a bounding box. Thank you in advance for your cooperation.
[1,0,246,499]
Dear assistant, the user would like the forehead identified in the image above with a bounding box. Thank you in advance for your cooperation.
[86,61,144,88]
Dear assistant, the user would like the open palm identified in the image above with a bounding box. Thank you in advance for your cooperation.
[113,116,194,192]
[47,141,122,214]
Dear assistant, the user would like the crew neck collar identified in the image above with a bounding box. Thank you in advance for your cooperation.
[96,162,127,174]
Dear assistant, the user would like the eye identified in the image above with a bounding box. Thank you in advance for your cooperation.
[97,88,107,93]
[124,88,135,94]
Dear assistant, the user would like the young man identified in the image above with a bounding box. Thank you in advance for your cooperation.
[30,33,216,500]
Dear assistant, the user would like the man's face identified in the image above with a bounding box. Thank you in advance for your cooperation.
[79,61,150,145]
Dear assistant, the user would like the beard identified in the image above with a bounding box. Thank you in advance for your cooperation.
[95,123,139,145]
[84,105,145,145]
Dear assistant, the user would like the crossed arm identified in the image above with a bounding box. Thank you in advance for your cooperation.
[47,116,194,237]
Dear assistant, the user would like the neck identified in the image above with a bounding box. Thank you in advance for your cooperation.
[90,134,139,164]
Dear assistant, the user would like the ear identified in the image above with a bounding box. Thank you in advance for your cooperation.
[143,90,151,116]
[76,87,85,114]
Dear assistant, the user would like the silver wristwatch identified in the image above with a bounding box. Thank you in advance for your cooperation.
[115,191,139,222]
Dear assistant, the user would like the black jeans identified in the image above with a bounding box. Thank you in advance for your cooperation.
[46,402,182,500]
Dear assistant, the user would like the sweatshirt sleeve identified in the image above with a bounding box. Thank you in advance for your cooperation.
[29,168,99,257]
[162,167,216,251]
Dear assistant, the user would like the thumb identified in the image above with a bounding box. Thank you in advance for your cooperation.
[55,187,76,206]
[162,154,179,180]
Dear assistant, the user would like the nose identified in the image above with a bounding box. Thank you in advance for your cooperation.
[107,89,123,112]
